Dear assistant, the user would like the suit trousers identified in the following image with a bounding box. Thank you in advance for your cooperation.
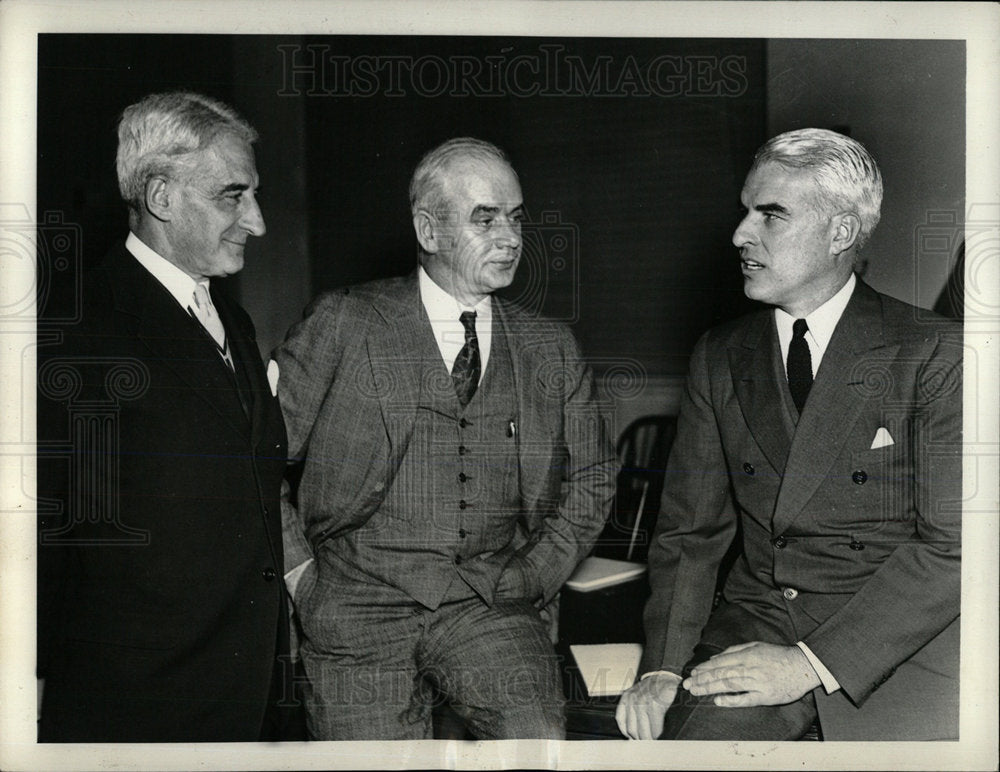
[297,552,565,740]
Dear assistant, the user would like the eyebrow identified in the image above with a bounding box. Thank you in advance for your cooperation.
[470,203,525,217]
[218,182,253,196]
[755,202,790,215]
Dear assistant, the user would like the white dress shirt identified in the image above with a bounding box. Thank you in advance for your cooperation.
[418,265,491,380]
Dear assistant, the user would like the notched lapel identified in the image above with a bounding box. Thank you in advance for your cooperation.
[108,247,250,438]
[731,314,792,476]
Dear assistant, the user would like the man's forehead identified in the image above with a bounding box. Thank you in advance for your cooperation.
[195,135,258,187]
[445,158,521,208]
[743,162,818,206]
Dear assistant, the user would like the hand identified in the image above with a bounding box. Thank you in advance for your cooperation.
[615,672,682,740]
[495,555,541,602]
[682,641,821,707]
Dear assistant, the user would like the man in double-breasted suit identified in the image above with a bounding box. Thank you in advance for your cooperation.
[37,92,296,741]
[276,137,617,739]
[617,128,962,741]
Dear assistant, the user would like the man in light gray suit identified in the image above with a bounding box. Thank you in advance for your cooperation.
[617,128,962,741]
[275,137,617,740]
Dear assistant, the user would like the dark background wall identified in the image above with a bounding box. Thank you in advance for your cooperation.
[37,35,964,398]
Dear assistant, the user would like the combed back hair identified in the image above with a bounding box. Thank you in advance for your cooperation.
[409,137,514,218]
[116,91,257,209]
[751,128,883,249]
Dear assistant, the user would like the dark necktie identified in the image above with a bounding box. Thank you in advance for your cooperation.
[451,311,481,407]
[787,318,813,414]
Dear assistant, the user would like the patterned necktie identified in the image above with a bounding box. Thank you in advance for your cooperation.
[787,318,813,414]
[189,283,232,370]
[451,311,481,407]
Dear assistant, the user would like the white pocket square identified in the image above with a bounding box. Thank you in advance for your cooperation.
[266,359,280,397]
[870,427,894,449]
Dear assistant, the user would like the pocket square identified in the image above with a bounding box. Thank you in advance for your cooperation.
[266,359,280,397]
[870,427,894,449]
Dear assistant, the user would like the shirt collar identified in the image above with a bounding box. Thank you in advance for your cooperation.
[125,232,205,311]
[775,272,856,353]
[417,265,492,323]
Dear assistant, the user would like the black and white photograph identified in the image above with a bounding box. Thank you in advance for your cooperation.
[1,1,997,770]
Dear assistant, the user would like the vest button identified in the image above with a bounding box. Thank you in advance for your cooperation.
[850,540,865,551]
[782,587,798,601]
[262,506,269,516]
[459,500,467,510]
[458,445,467,455]
[772,535,787,549]
[852,469,868,485]
[743,462,755,475]
[459,418,469,428]
[458,529,467,538]
[458,473,468,483]
[262,567,276,582]
[454,555,463,565]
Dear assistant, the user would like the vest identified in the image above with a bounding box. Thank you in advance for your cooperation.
[327,313,523,610]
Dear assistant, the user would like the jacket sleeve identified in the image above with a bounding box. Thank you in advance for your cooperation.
[802,331,963,706]
[273,292,346,571]
[511,327,619,605]
[638,331,738,676]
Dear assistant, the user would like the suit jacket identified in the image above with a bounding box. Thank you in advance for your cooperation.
[37,242,289,742]
[639,278,963,740]
[276,272,617,608]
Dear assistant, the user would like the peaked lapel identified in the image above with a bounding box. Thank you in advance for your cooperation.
[731,311,794,476]
[772,280,893,532]
[104,243,250,439]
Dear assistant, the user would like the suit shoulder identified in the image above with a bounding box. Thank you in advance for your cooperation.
[699,308,772,350]
[875,292,962,352]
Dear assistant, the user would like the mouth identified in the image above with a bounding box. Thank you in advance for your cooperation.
[741,258,765,272]
[223,239,246,249]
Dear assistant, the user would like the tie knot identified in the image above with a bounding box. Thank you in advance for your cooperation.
[792,318,809,339]
[459,310,477,333]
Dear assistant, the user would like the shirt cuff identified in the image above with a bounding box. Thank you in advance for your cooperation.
[640,670,682,682]
[284,558,314,599]
[796,641,841,694]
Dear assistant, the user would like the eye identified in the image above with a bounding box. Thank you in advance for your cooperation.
[510,212,525,225]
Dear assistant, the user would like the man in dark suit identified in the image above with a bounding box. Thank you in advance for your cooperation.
[275,137,617,740]
[37,92,295,741]
[617,128,962,741]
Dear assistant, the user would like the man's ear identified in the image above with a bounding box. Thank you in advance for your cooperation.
[830,212,862,256]
[413,209,439,254]
[144,176,172,223]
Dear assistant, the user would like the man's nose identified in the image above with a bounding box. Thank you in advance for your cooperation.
[241,196,266,237]
[495,218,521,248]
[732,215,752,247]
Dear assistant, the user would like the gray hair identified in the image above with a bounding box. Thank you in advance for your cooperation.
[751,128,883,249]
[116,92,257,209]
[409,137,514,218]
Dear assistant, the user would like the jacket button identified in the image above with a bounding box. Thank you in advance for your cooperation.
[262,567,276,581]
[772,535,787,549]
[454,555,463,565]
[459,500,468,510]
[459,418,470,428]
[458,529,467,539]
[262,506,269,516]
[782,587,798,601]
[850,540,865,551]
[852,469,868,485]
[743,462,755,475]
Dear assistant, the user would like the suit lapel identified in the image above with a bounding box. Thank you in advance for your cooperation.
[494,299,551,507]
[213,289,264,443]
[731,312,794,476]
[105,243,250,438]
[365,274,428,459]
[773,280,891,532]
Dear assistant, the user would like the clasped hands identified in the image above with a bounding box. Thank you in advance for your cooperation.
[615,641,821,740]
